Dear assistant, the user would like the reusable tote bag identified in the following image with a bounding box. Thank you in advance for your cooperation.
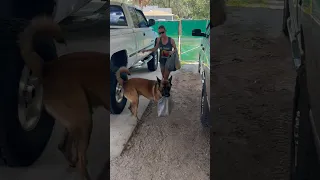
[165,51,181,71]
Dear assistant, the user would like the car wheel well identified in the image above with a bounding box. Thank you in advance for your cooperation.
[111,50,128,71]
[13,0,56,19]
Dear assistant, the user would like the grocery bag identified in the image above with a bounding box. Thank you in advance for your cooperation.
[166,51,180,71]
[157,96,174,117]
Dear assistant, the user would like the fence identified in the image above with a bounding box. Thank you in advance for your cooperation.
[151,19,209,62]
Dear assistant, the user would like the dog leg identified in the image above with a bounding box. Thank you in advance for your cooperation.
[76,123,92,180]
[133,102,139,121]
[58,128,68,153]
[67,132,78,168]
[128,103,131,111]
[58,128,77,167]
[130,99,139,121]
[44,87,92,179]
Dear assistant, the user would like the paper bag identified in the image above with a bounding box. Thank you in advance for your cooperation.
[157,96,173,117]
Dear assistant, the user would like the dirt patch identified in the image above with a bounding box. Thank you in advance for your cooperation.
[210,7,295,180]
[109,70,210,180]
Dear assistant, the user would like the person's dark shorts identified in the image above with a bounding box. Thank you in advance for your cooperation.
[159,58,167,69]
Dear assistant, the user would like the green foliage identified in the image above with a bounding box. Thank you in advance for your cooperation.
[183,0,210,19]
[112,0,210,19]
[149,0,209,19]
[227,0,267,6]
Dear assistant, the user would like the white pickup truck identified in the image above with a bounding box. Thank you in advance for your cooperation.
[110,1,159,114]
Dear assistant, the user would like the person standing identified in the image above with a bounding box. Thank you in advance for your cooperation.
[142,25,177,80]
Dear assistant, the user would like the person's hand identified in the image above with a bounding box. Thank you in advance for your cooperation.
[141,49,147,53]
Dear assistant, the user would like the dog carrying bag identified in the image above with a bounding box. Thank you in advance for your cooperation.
[166,51,181,71]
[157,96,174,117]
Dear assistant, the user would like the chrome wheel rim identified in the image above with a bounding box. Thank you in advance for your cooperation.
[115,82,124,103]
[18,66,43,131]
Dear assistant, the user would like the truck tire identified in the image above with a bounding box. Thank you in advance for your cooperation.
[147,50,159,71]
[110,71,128,114]
[290,68,320,180]
[0,32,56,166]
[282,0,289,37]
[200,80,210,128]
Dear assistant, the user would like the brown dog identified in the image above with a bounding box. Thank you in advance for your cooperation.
[116,67,172,120]
[19,16,109,180]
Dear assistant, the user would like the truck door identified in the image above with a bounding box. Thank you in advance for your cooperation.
[135,8,155,53]
[128,6,146,65]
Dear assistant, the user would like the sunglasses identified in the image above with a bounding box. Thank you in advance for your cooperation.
[158,31,165,35]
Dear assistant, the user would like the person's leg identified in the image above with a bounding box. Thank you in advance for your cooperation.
[161,67,165,79]
[163,68,170,80]
[162,58,171,80]
[159,58,166,79]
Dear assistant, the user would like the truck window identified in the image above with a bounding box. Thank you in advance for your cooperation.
[205,24,210,39]
[135,9,149,28]
[110,5,128,26]
[128,6,140,28]
[312,0,320,20]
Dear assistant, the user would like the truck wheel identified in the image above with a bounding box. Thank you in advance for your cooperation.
[147,50,159,71]
[200,80,210,128]
[0,37,55,166]
[282,0,289,37]
[110,71,128,114]
[290,68,320,180]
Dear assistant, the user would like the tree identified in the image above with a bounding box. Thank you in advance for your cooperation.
[113,0,209,19]
[132,0,152,7]
[184,0,210,19]
[148,0,209,19]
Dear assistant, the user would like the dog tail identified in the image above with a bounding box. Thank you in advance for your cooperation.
[18,16,66,78]
[116,66,131,85]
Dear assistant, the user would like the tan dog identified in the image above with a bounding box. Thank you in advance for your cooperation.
[116,67,172,120]
[19,16,109,180]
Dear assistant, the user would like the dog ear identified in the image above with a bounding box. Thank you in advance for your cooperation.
[156,76,161,84]
[168,76,173,83]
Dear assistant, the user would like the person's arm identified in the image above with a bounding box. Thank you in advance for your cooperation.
[211,0,227,27]
[170,38,177,54]
[142,38,160,53]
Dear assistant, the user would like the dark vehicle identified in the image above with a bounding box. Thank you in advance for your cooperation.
[283,0,320,178]
[0,0,91,167]
[192,22,211,128]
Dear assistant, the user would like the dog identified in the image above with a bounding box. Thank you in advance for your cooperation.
[19,16,110,180]
[116,67,172,120]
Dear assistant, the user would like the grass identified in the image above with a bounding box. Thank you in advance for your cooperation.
[227,0,268,7]
[180,61,198,65]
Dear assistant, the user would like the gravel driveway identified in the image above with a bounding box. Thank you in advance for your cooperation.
[100,6,295,180]
[106,67,210,180]
[211,7,295,180]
